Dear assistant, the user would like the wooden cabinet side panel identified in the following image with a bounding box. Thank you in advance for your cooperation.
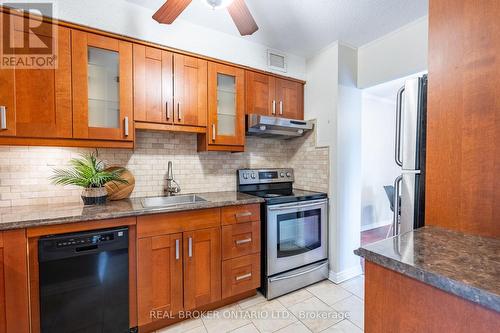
[425,0,500,237]
[365,261,500,333]
[71,29,90,139]
[3,229,29,333]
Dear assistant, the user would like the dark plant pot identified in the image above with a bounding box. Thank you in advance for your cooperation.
[81,187,108,206]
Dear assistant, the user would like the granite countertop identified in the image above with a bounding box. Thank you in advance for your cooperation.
[355,226,500,313]
[0,191,264,231]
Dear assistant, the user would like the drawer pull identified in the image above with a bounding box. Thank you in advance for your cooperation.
[235,212,252,218]
[235,273,252,281]
[235,238,252,245]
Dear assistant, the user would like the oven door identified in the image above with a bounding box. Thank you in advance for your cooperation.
[266,199,328,276]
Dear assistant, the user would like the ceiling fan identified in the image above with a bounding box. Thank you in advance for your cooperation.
[153,0,259,36]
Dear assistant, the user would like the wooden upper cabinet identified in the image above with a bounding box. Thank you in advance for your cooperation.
[244,70,304,120]
[137,233,183,327]
[207,62,245,147]
[134,45,173,124]
[71,30,134,142]
[0,14,72,139]
[173,54,207,127]
[183,227,221,310]
[245,71,275,116]
[275,78,304,120]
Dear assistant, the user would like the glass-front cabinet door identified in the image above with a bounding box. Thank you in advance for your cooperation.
[208,63,245,147]
[72,31,133,142]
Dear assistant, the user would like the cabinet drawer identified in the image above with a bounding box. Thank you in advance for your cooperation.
[221,204,260,225]
[222,221,260,260]
[137,208,220,238]
[222,253,260,298]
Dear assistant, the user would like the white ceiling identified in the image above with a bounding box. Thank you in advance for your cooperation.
[127,0,428,58]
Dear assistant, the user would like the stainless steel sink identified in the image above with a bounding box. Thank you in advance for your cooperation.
[141,195,206,208]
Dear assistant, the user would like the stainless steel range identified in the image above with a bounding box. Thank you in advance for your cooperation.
[237,168,329,299]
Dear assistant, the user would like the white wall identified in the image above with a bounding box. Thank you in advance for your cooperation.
[9,0,306,79]
[358,16,428,88]
[360,94,400,230]
[305,43,363,283]
[304,42,339,147]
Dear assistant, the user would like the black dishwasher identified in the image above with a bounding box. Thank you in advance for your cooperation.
[39,227,130,333]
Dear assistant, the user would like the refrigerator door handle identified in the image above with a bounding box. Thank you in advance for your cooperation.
[395,86,405,167]
[392,175,403,236]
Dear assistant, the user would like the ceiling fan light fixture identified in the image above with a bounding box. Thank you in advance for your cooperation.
[201,0,235,10]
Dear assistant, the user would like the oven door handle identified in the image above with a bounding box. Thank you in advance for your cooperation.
[269,261,328,282]
[267,200,327,211]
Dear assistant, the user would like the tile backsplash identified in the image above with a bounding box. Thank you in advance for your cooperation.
[0,129,329,207]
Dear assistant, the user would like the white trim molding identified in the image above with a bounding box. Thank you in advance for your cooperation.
[328,265,363,284]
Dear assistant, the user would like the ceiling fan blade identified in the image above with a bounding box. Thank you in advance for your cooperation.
[153,0,192,24]
[227,0,259,36]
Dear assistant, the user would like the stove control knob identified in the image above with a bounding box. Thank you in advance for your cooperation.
[286,172,291,178]
[280,172,285,177]
[251,173,256,179]
[243,173,248,179]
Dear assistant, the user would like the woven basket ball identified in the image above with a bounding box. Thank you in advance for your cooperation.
[104,167,135,200]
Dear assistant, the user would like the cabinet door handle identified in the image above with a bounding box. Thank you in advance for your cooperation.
[0,106,6,130]
[235,238,252,245]
[124,117,129,136]
[166,101,170,120]
[177,102,181,121]
[212,124,216,141]
[279,101,283,115]
[175,239,180,260]
[235,273,252,281]
[188,237,192,257]
[272,100,276,115]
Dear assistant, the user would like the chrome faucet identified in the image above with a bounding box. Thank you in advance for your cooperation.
[165,161,181,196]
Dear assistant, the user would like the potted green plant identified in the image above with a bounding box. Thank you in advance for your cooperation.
[50,151,128,205]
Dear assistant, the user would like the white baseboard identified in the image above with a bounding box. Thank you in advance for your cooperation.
[361,220,391,232]
[328,265,363,284]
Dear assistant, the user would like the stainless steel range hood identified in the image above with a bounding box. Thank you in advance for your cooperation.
[246,114,314,139]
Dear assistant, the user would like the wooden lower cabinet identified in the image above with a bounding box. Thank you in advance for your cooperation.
[137,233,183,327]
[365,261,500,333]
[137,205,261,332]
[222,253,260,299]
[0,229,30,333]
[183,227,221,310]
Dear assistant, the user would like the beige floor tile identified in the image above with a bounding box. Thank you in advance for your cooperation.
[202,304,251,333]
[246,299,298,333]
[305,280,352,306]
[238,292,267,309]
[276,289,314,308]
[274,321,312,333]
[229,323,260,333]
[321,319,363,333]
[331,296,364,330]
[339,276,364,300]
[184,326,208,333]
[288,297,343,333]
[156,318,204,333]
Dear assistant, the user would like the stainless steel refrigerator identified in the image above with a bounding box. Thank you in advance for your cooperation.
[392,75,427,236]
